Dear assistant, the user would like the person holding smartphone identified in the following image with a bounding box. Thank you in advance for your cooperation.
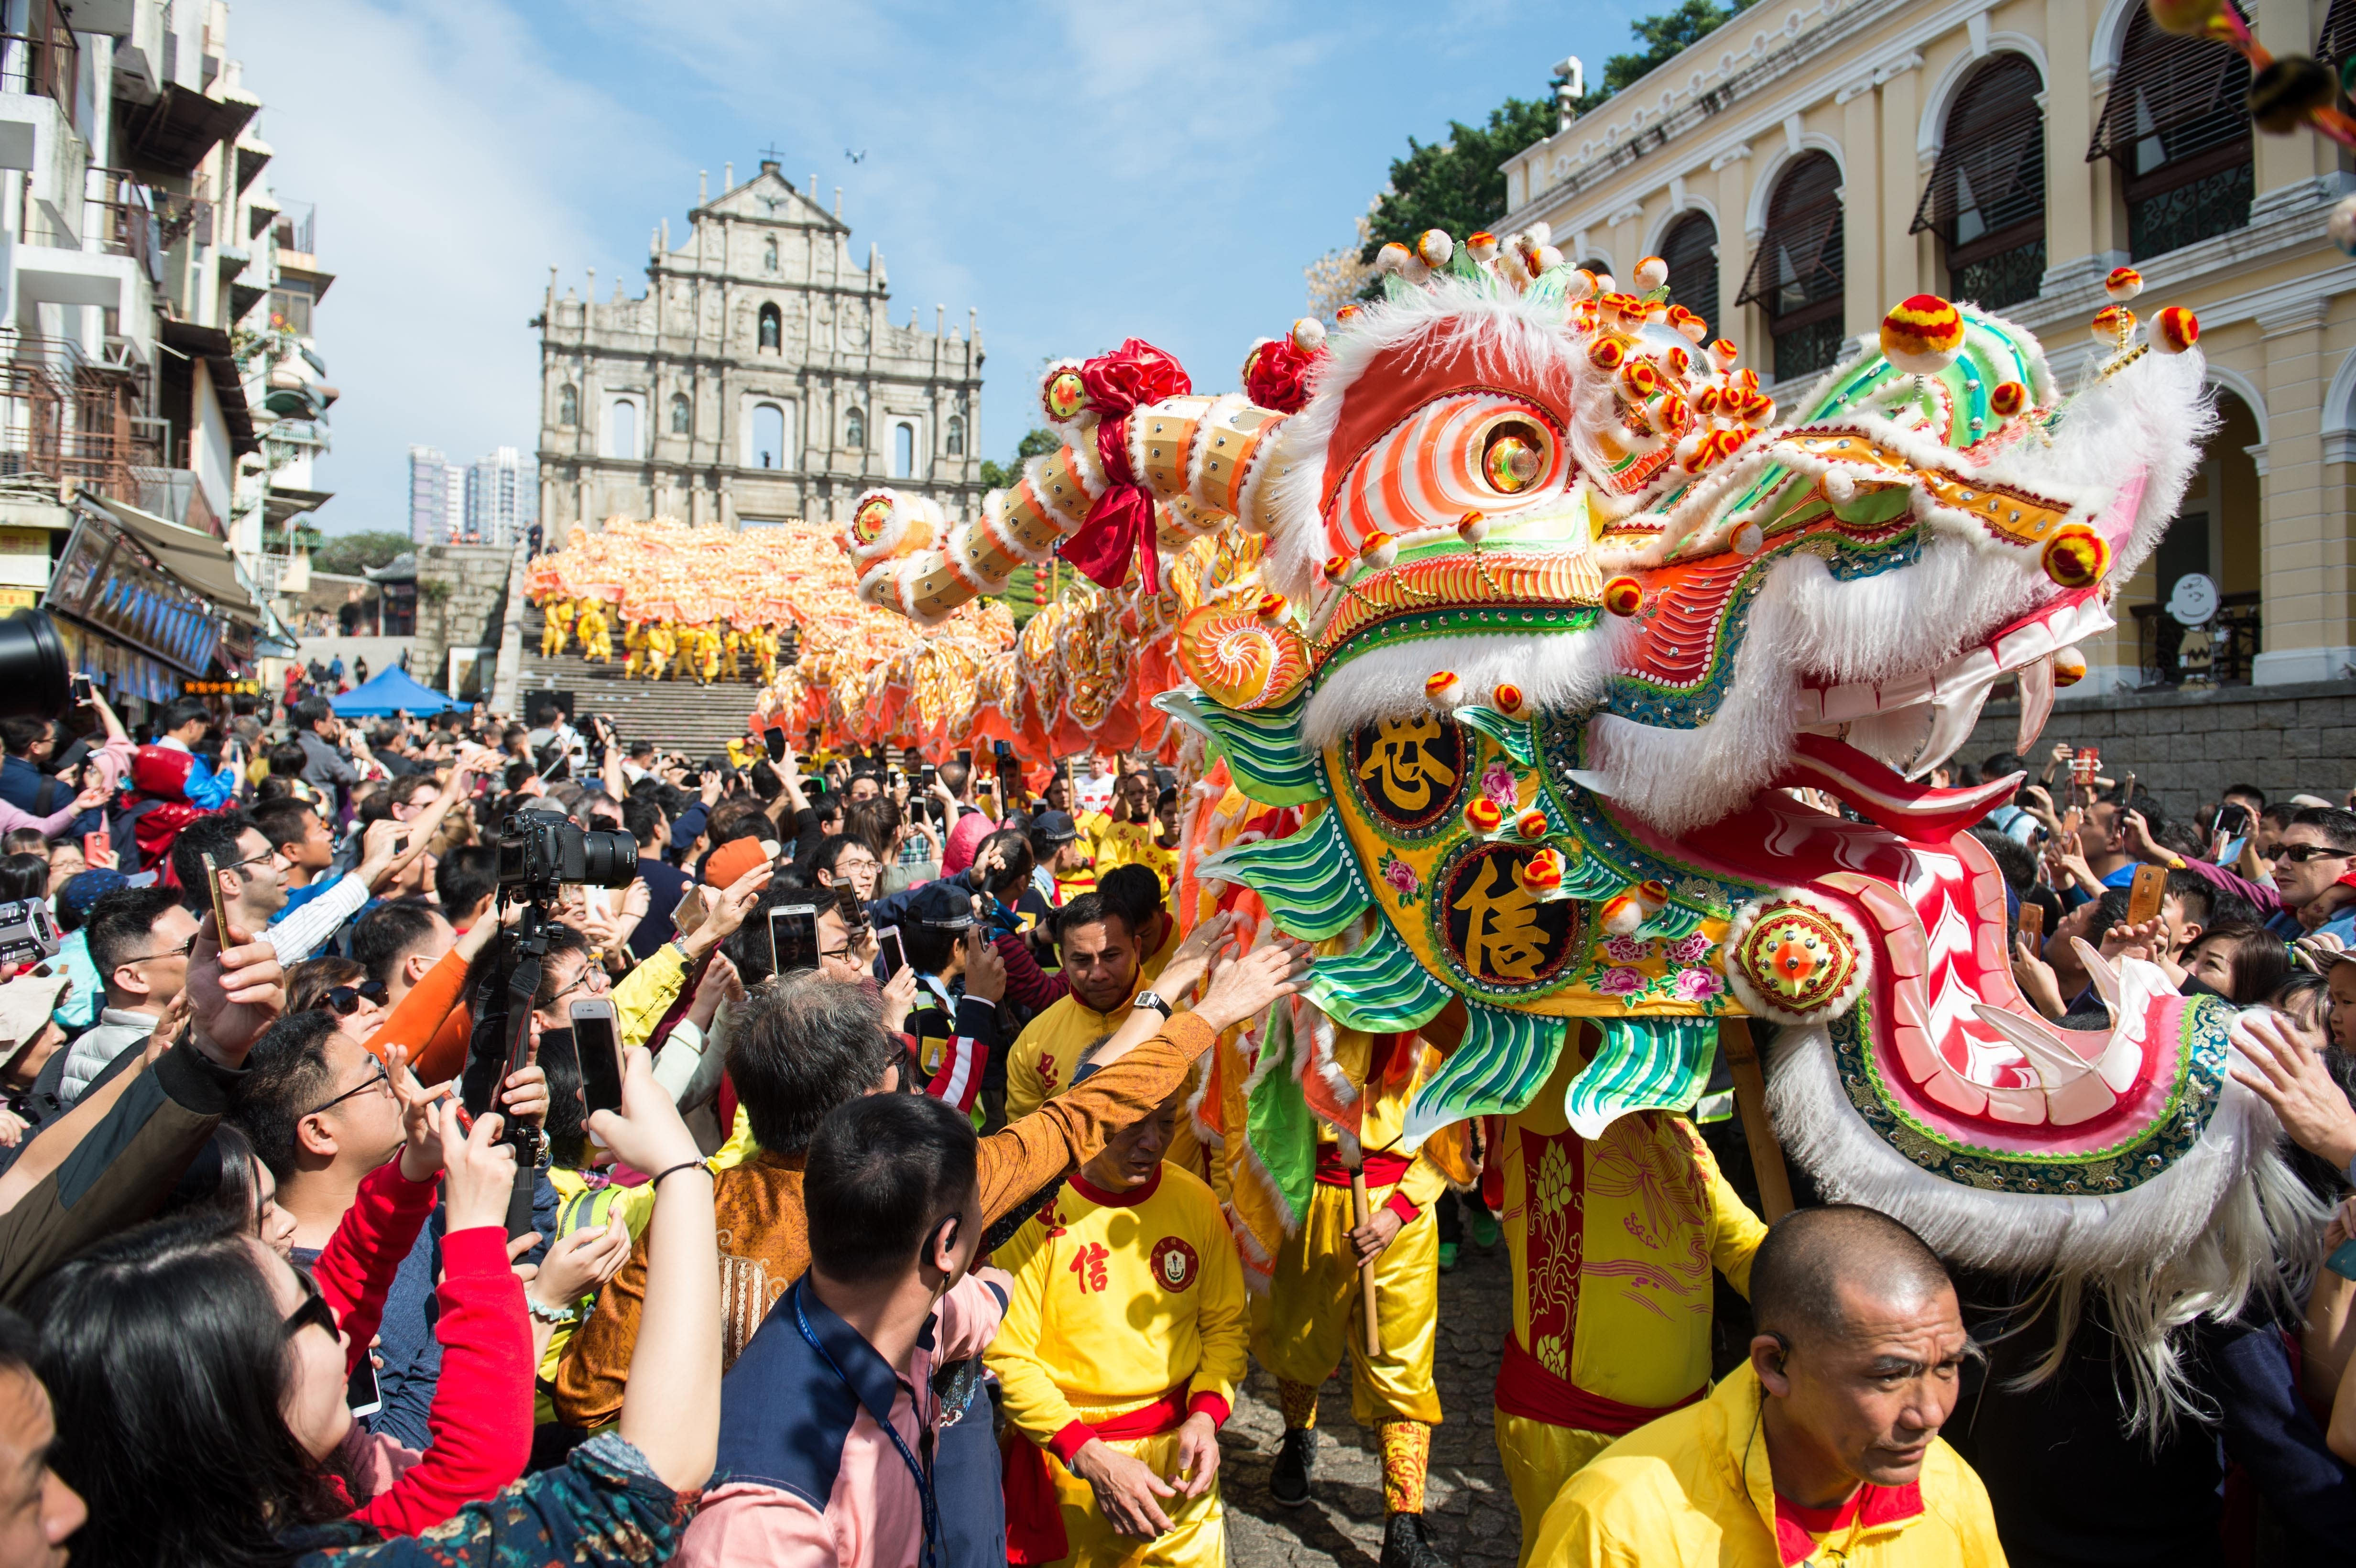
[891,882,1008,1117]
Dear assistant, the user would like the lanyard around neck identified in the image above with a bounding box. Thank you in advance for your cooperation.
[792,1280,940,1568]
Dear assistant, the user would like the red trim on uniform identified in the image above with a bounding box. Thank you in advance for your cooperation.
[1773,1482,1924,1566]
[1047,1421,1096,1464]
[1492,1333,1703,1436]
[1384,1190,1422,1225]
[1068,1167,1163,1209]
[1187,1392,1231,1428]
[1313,1148,1412,1188]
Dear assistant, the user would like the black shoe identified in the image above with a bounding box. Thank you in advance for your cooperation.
[1381,1511,1449,1568]
[1268,1426,1318,1507]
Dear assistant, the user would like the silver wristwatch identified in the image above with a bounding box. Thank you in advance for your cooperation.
[1132,990,1172,1019]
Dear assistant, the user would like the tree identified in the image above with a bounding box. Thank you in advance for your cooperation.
[1601,0,1752,97]
[1361,98,1560,265]
[978,427,1061,492]
[309,529,410,577]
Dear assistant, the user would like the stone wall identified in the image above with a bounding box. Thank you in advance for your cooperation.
[411,544,516,697]
[1961,678,2356,822]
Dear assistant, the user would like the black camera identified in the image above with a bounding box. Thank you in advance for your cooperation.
[0,898,59,967]
[494,814,636,900]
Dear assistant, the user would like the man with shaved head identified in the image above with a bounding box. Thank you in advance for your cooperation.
[1529,1205,2006,1566]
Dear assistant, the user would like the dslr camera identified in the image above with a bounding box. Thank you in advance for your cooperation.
[494,814,636,902]
[0,898,58,967]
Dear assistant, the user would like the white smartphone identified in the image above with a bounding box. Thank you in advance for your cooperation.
[877,925,907,978]
[567,996,624,1116]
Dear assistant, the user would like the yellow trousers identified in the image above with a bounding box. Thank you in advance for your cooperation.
[1249,1180,1442,1428]
[1494,1411,1614,1568]
[582,630,611,662]
[541,620,569,656]
[1042,1425,1224,1568]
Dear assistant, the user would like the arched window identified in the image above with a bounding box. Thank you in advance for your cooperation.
[763,238,779,273]
[844,407,865,448]
[1658,215,1718,343]
[945,414,965,456]
[606,399,638,460]
[1914,55,2046,309]
[758,303,782,351]
[1735,152,1845,382]
[751,403,786,469]
[670,392,692,435]
[557,384,578,427]
[2091,4,2252,260]
[893,422,916,479]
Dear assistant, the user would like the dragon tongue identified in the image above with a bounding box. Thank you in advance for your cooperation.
[1778,732,2019,839]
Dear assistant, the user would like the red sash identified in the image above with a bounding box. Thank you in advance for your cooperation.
[1312,1148,1410,1190]
[1492,1333,1703,1437]
[1002,1383,1189,1565]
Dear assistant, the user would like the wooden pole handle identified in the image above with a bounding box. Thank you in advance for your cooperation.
[1719,1018,1795,1223]
[1348,1169,1382,1359]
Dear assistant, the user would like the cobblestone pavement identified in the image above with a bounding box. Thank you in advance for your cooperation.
[1220,1234,1520,1568]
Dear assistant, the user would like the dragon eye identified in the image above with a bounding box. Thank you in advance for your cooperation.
[1482,423,1546,493]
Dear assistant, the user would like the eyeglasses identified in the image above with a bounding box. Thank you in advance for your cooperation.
[323,980,389,1015]
[550,963,611,1004]
[123,934,198,964]
[303,1055,388,1118]
[223,845,288,875]
[283,1268,339,1341]
[2280,845,2353,863]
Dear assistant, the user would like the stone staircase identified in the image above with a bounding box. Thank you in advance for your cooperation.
[512,599,770,762]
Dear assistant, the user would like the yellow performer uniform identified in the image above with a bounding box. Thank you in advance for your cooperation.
[541,596,577,657]
[750,625,778,684]
[696,624,722,683]
[1254,1031,1450,1535]
[577,603,612,663]
[621,620,647,680]
[988,1162,1247,1568]
[642,621,676,683]
[1003,922,1180,1122]
[1493,1032,1767,1564]
[1096,816,1159,879]
[1528,1360,2005,1568]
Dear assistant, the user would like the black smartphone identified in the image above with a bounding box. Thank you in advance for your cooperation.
[921,763,938,790]
[391,835,410,857]
[878,925,907,978]
[762,728,786,763]
[567,998,624,1115]
[956,749,972,766]
[348,1355,382,1418]
[770,903,821,973]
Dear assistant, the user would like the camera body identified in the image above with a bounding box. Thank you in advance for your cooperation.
[0,898,60,967]
[494,814,636,902]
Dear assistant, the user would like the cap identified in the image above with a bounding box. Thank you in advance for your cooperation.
[57,868,128,921]
[1034,810,1079,845]
[0,969,68,1050]
[908,879,980,931]
[706,837,779,889]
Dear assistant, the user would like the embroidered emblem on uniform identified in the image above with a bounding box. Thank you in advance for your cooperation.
[1151,1236,1200,1291]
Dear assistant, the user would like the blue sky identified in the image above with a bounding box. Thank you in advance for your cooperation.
[233,0,1654,534]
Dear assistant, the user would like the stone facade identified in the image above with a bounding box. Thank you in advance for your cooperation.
[535,159,984,536]
[410,544,519,696]
[1495,0,2356,701]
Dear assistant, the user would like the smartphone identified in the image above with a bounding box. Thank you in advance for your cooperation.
[2019,902,2045,942]
[764,728,788,763]
[769,903,821,973]
[348,1355,382,1419]
[671,885,709,937]
[2121,771,2137,806]
[2330,1237,2356,1282]
[198,851,232,945]
[2127,862,2168,927]
[391,835,410,858]
[567,997,624,1116]
[69,674,91,706]
[81,830,107,866]
[877,925,907,979]
[2071,747,2101,789]
[956,749,972,766]
[921,763,938,791]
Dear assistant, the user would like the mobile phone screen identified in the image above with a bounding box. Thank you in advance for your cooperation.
[770,904,821,973]
[2330,1237,2356,1282]
[348,1355,382,1418]
[878,926,906,978]
[764,728,788,763]
[922,764,938,789]
[569,1002,624,1115]
[2221,835,2248,864]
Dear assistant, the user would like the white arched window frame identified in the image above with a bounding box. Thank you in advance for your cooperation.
[891,419,918,479]
[745,400,795,470]
[604,397,641,460]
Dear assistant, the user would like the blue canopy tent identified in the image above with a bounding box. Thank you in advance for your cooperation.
[328,665,461,717]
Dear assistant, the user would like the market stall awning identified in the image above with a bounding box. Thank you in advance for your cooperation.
[331,665,459,717]
[89,495,267,627]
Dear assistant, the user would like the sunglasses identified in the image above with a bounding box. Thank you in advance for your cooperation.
[284,1269,339,1341]
[2280,845,2353,863]
[304,1054,388,1118]
[323,980,389,1015]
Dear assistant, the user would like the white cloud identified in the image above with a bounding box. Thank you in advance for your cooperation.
[225,0,680,534]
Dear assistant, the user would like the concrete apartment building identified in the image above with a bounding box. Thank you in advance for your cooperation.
[0,0,337,710]
[535,156,985,537]
[1493,0,2356,806]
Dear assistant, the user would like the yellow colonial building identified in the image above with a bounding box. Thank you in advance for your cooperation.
[1497,0,2354,748]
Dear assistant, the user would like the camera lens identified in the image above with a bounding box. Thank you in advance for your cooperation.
[0,610,72,721]
[576,829,638,888]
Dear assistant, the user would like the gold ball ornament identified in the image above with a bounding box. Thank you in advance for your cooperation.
[1603,576,1644,616]
[1879,294,1966,375]
[2041,524,2110,589]
[2152,306,2200,354]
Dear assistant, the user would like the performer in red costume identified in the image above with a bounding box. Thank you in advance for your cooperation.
[123,698,240,881]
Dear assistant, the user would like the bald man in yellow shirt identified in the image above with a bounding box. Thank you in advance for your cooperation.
[989,1067,1247,1567]
[1493,1027,1769,1564]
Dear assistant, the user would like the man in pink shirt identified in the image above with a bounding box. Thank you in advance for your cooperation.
[680,1091,1009,1568]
